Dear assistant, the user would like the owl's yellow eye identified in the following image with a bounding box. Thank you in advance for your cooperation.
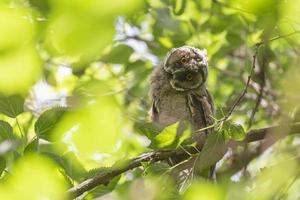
[186,73,193,80]
[181,57,188,64]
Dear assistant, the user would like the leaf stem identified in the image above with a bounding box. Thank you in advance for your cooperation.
[15,117,24,138]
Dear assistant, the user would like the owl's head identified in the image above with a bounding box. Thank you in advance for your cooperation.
[163,46,208,91]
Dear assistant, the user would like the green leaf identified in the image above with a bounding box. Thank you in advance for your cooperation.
[101,45,134,64]
[23,139,38,154]
[41,151,87,182]
[34,107,66,140]
[0,156,6,176]
[0,95,24,118]
[151,122,178,149]
[45,0,143,67]
[24,138,55,154]
[150,122,191,150]
[60,152,87,181]
[222,122,246,141]
[229,123,246,141]
[0,120,14,140]
[83,175,121,199]
[0,154,68,199]
[195,132,228,173]
[28,0,51,15]
[143,162,170,176]
[183,181,225,200]
[135,121,161,139]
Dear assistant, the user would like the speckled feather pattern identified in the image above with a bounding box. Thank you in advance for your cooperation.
[149,49,215,147]
[149,46,215,185]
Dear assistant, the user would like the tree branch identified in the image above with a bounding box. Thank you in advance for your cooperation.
[66,122,300,199]
[66,150,191,199]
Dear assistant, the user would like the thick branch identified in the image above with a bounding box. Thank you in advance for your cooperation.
[67,122,300,199]
[243,122,300,143]
[66,150,191,199]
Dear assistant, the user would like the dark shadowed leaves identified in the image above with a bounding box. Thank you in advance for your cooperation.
[0,95,24,118]
[34,107,66,140]
[101,45,134,64]
[0,156,6,176]
[222,121,246,141]
[142,161,170,176]
[195,132,228,173]
[42,151,87,182]
[0,120,14,140]
[83,175,121,199]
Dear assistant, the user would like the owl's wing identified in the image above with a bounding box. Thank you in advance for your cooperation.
[150,100,159,122]
[186,88,215,146]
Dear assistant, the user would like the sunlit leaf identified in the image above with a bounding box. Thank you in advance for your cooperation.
[237,0,277,15]
[126,177,177,200]
[45,0,144,67]
[0,154,68,200]
[0,46,42,95]
[0,6,35,50]
[151,122,178,149]
[183,181,225,200]
[53,94,123,159]
[150,122,191,149]
[250,154,298,200]
[101,45,134,64]
[0,6,42,95]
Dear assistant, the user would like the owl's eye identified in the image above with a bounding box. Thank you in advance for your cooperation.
[186,73,193,81]
[196,57,202,62]
[181,57,188,64]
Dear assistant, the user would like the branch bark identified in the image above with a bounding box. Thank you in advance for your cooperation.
[67,122,300,199]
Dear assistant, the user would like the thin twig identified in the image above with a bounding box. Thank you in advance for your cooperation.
[248,59,266,129]
[223,45,259,121]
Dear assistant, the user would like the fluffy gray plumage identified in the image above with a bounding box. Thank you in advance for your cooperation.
[149,46,215,185]
[149,46,214,147]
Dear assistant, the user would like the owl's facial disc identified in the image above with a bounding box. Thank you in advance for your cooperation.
[170,69,204,91]
[164,46,208,91]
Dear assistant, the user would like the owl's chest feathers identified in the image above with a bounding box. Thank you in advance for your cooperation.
[156,91,188,126]
[149,68,188,126]
[150,65,213,128]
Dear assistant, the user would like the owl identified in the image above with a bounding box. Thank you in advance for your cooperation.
[149,46,215,149]
[149,46,215,183]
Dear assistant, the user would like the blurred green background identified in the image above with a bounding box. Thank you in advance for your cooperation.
[0,0,300,199]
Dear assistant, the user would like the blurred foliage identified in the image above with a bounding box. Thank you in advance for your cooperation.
[0,0,300,199]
